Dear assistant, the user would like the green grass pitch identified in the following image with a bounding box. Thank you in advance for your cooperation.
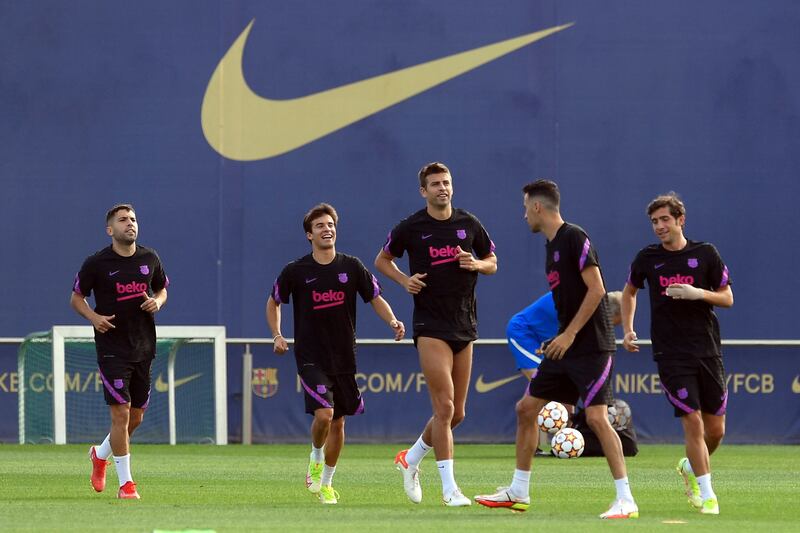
[1,443,798,532]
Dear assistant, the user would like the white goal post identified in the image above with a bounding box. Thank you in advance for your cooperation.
[31,325,228,445]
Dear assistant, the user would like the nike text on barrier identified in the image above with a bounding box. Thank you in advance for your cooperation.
[201,20,573,161]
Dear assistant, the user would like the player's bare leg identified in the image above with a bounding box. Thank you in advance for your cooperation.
[474,394,542,510]
[515,395,547,471]
[586,404,627,479]
[680,411,718,513]
[324,416,345,467]
[418,337,471,506]
[307,407,333,493]
[316,415,344,504]
[108,404,139,499]
[682,411,710,476]
[702,412,725,455]
[587,404,638,519]
[418,338,456,460]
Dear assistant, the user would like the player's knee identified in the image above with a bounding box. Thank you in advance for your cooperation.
[433,400,455,422]
[128,409,144,430]
[451,410,465,428]
[706,422,725,444]
[314,408,334,425]
[586,411,610,434]
[331,416,345,432]
[110,405,130,426]
[515,398,535,419]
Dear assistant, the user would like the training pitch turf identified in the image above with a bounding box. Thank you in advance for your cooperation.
[1,443,798,532]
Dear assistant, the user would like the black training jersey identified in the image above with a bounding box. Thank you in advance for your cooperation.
[272,253,381,375]
[73,245,169,362]
[545,223,615,356]
[627,240,731,360]
[382,208,495,340]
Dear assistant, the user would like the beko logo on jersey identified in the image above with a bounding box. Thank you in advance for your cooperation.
[116,282,148,301]
[312,290,345,310]
[429,245,459,266]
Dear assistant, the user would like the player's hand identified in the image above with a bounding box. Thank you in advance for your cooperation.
[455,246,478,272]
[666,284,705,301]
[90,313,115,333]
[623,331,639,352]
[273,335,289,354]
[389,319,405,341]
[404,273,428,294]
[140,293,161,313]
[544,331,575,360]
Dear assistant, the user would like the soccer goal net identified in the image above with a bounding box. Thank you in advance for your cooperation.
[18,326,227,445]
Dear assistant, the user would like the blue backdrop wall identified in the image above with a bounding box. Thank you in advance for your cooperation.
[2,1,799,442]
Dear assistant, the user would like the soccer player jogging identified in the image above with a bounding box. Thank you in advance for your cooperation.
[266,203,405,505]
[621,193,733,515]
[375,162,497,507]
[475,180,638,519]
[71,204,169,500]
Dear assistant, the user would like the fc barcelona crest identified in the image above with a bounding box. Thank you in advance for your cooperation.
[456,229,467,240]
[252,368,279,398]
[687,258,698,268]
[139,265,150,275]
[338,273,348,283]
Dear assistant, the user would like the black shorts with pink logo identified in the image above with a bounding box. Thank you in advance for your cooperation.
[657,356,727,418]
[527,352,614,407]
[97,354,153,408]
[299,364,364,419]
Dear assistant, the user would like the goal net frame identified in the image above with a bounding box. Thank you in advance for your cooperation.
[19,325,227,445]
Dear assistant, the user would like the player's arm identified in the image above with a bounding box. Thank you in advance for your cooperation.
[369,295,405,341]
[374,249,427,294]
[455,246,497,275]
[544,265,605,360]
[621,283,640,352]
[140,287,167,314]
[265,295,289,354]
[69,292,115,333]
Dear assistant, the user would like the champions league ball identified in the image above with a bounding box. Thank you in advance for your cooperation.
[607,399,633,430]
[537,401,569,434]
[551,428,585,459]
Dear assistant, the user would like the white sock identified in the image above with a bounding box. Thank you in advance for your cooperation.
[405,434,432,467]
[510,469,531,498]
[95,434,112,460]
[113,454,133,486]
[684,458,695,475]
[697,473,715,501]
[310,444,324,464]
[614,476,634,502]
[437,459,457,496]
[321,464,336,486]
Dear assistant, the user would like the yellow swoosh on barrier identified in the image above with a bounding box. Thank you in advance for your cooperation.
[201,20,573,161]
[792,375,800,394]
[154,373,203,393]
[475,373,524,393]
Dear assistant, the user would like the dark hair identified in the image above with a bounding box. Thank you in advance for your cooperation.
[647,192,685,220]
[303,203,339,234]
[522,179,560,210]
[106,204,135,224]
[418,162,451,188]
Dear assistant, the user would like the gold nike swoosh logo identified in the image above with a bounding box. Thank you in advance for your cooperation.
[154,373,203,393]
[792,375,800,394]
[475,373,524,393]
[201,20,573,161]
